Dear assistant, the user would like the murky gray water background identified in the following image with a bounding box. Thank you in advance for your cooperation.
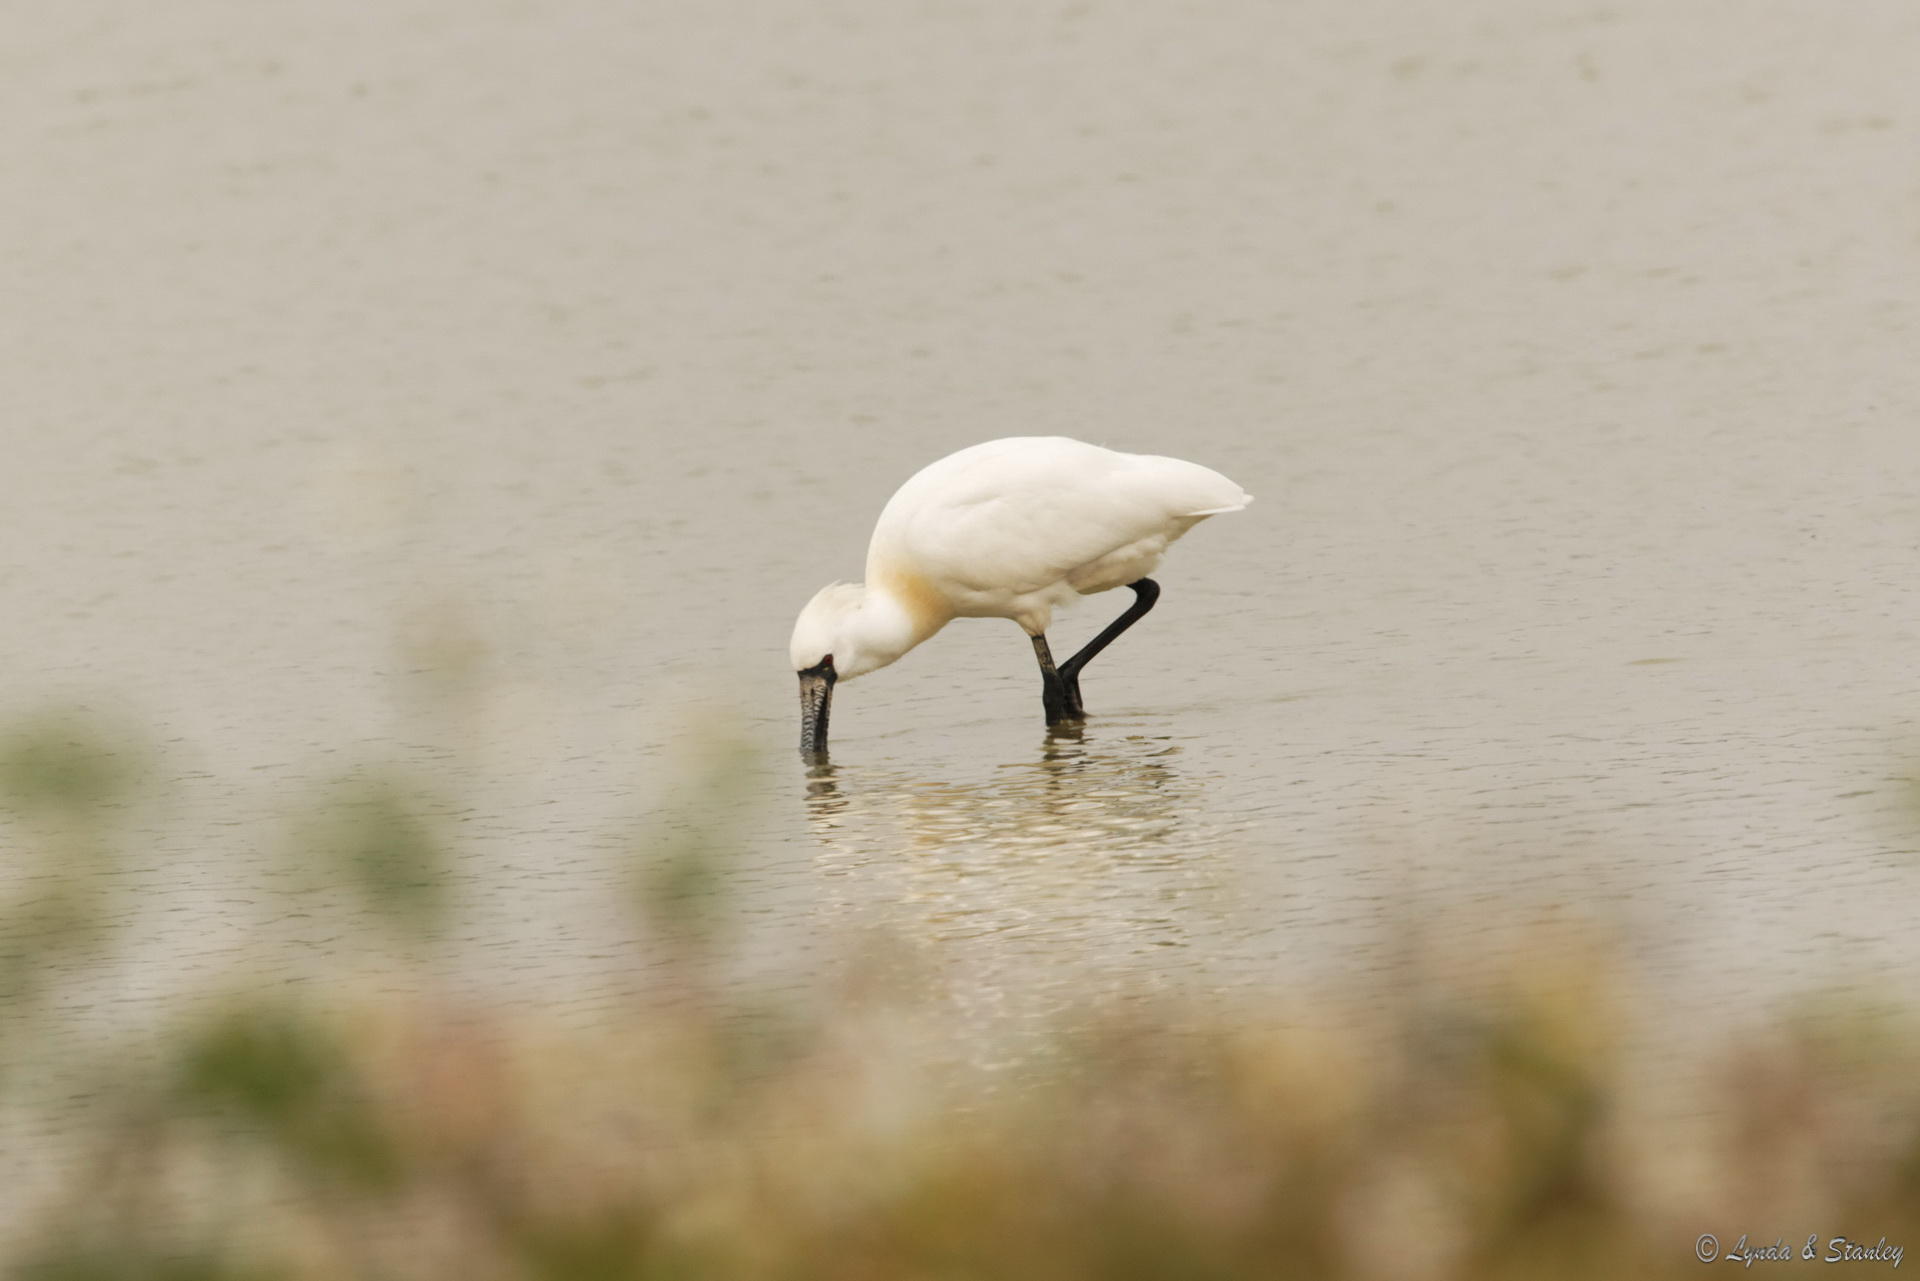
[6,0,1920,1113]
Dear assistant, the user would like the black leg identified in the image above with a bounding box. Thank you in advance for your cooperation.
[1057,578,1160,711]
[1031,633,1083,725]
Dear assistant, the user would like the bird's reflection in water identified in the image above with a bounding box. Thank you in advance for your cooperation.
[803,726,1231,1048]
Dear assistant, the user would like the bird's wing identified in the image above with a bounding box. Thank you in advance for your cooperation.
[873,439,1245,597]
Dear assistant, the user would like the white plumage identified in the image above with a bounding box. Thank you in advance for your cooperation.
[791,436,1249,752]
[870,436,1248,631]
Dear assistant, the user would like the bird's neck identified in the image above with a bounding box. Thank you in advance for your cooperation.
[847,571,952,677]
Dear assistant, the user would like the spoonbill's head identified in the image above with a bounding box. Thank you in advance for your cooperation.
[791,579,948,755]
[789,583,867,755]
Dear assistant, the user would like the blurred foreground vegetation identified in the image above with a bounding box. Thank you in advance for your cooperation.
[2,709,1918,1281]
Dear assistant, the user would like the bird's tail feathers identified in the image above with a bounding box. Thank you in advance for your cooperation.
[1185,492,1253,516]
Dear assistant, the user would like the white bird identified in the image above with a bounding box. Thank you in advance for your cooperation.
[790,436,1250,755]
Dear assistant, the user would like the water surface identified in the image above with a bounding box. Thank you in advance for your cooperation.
[5,0,1918,1071]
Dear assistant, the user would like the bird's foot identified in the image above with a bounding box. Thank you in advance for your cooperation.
[1042,673,1085,726]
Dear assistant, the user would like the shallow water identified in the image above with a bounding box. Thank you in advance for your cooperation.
[6,0,1920,1078]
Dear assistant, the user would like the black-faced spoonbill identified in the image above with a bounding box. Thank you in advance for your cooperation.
[790,436,1250,755]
